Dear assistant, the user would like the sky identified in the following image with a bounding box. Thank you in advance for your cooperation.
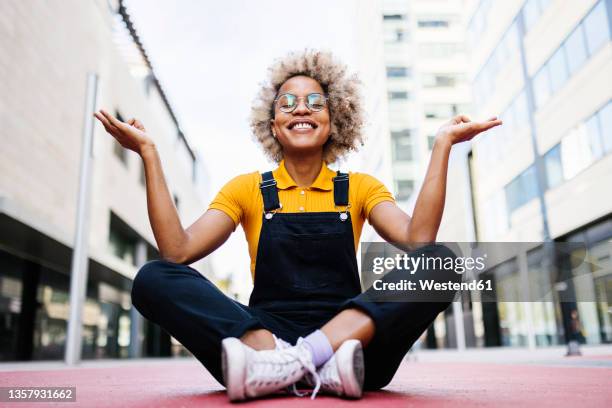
[125,0,368,295]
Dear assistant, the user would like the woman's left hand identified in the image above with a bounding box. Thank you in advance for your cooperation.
[435,115,502,146]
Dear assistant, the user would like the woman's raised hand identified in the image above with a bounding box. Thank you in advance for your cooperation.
[435,115,503,146]
[93,109,154,156]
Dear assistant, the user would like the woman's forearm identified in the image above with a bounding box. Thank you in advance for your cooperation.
[140,144,188,262]
[407,137,452,243]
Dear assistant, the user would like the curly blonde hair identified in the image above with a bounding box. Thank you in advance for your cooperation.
[250,49,365,164]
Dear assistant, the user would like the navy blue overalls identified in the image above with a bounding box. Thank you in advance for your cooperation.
[131,168,457,390]
[248,170,361,332]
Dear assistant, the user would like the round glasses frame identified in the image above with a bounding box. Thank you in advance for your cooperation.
[273,92,329,113]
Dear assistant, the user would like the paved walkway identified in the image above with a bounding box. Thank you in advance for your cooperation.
[1,346,611,407]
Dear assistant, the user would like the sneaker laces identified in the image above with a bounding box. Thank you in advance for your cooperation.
[247,347,306,387]
[273,335,307,397]
[271,335,321,399]
[294,338,321,399]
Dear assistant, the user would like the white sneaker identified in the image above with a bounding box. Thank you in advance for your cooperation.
[221,337,319,401]
[303,339,365,399]
[273,334,292,350]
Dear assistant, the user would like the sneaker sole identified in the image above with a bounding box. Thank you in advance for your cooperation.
[336,339,364,398]
[221,337,247,401]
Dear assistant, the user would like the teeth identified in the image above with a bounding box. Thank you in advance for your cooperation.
[293,122,313,129]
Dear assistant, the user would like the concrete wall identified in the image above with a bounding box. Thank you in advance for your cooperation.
[0,0,211,277]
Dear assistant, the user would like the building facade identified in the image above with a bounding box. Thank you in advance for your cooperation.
[434,0,612,349]
[0,0,211,361]
[344,0,395,242]
[382,0,472,209]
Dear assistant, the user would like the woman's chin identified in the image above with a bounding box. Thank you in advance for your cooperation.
[284,137,324,149]
[284,142,325,155]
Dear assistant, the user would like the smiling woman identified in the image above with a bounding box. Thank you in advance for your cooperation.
[94,48,502,403]
[250,50,364,164]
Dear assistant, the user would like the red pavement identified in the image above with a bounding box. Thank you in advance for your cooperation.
[1,358,611,407]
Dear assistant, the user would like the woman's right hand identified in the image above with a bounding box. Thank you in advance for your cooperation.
[93,109,154,156]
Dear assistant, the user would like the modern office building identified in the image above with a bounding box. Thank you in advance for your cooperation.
[379,0,473,349]
[0,0,212,361]
[382,0,472,209]
[434,0,612,349]
[344,0,395,242]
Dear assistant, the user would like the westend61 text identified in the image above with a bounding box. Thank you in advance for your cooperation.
[372,279,493,292]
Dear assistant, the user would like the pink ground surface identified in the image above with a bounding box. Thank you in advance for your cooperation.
[1,359,611,407]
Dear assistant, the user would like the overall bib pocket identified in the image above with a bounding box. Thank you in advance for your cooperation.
[273,231,346,290]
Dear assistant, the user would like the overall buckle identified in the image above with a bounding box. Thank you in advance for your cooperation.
[335,203,351,221]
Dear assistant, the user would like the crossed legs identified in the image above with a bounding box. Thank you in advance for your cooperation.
[240,308,375,351]
[131,244,457,391]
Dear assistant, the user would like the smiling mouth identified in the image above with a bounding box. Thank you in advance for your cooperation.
[288,121,318,130]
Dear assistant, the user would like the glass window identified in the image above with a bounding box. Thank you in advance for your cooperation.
[424,104,455,119]
[538,0,552,10]
[583,1,610,56]
[418,20,449,28]
[109,212,138,266]
[0,275,22,361]
[496,34,510,64]
[437,74,458,87]
[468,6,485,50]
[482,190,509,238]
[139,163,145,186]
[395,180,414,201]
[505,165,538,214]
[504,21,521,57]
[113,110,128,165]
[392,130,413,161]
[514,90,530,129]
[561,125,594,179]
[533,65,551,109]
[388,91,410,100]
[544,144,564,189]
[505,176,522,214]
[523,0,540,32]
[564,26,588,74]
[386,67,411,78]
[383,14,405,20]
[522,165,539,203]
[34,285,70,360]
[501,102,516,133]
[428,135,436,150]
[548,47,569,93]
[423,74,461,87]
[486,50,499,80]
[598,101,612,153]
[109,228,137,266]
[585,113,604,160]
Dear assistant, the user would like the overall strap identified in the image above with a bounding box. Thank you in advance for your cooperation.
[333,171,349,206]
[260,171,281,212]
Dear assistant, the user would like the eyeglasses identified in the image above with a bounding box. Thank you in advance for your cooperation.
[274,93,328,113]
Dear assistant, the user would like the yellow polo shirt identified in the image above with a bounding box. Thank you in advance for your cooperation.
[209,160,395,279]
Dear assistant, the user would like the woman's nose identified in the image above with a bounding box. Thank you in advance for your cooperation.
[293,98,309,114]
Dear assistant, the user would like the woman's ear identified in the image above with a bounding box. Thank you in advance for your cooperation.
[270,119,276,138]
